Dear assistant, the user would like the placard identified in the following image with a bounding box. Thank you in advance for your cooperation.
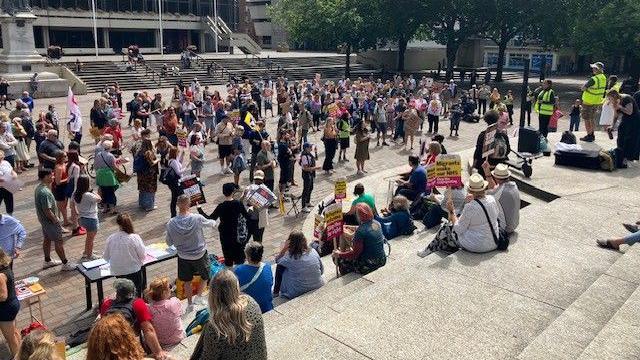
[324,203,343,241]
[246,184,276,209]
[176,127,188,148]
[180,175,206,206]
[427,155,463,188]
[482,123,498,158]
[229,109,241,124]
[334,177,347,200]
[313,214,324,239]
[327,103,339,118]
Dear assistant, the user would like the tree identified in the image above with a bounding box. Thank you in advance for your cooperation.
[374,0,428,72]
[480,0,544,82]
[425,0,493,80]
[269,0,378,77]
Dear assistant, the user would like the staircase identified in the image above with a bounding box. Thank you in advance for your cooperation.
[65,61,151,93]
[203,15,262,55]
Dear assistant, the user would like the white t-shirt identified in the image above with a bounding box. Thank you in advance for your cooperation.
[0,160,13,178]
[453,195,500,253]
[77,192,101,219]
[103,230,146,276]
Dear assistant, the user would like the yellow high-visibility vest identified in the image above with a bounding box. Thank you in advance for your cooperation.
[537,89,555,115]
[582,73,607,105]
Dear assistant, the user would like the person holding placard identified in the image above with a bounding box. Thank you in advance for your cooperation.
[299,143,319,212]
[395,155,427,201]
[472,110,511,177]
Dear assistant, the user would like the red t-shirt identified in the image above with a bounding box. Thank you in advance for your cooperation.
[99,298,152,323]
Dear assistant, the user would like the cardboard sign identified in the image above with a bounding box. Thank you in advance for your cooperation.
[176,127,188,148]
[482,123,498,158]
[314,214,324,239]
[246,184,276,209]
[229,109,241,124]
[429,155,462,188]
[180,175,206,206]
[324,203,343,241]
[334,177,347,200]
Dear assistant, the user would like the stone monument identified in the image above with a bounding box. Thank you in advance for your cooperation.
[0,0,68,97]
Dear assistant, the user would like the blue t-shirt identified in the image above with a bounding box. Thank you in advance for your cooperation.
[234,263,274,313]
[409,166,427,194]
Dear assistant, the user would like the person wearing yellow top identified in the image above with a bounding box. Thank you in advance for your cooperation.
[580,62,607,142]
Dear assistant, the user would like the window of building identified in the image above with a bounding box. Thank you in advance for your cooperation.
[262,36,271,45]
[507,53,528,69]
[34,26,45,48]
[485,52,499,67]
[50,28,104,48]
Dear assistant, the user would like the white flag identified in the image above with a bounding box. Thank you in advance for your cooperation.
[67,87,82,133]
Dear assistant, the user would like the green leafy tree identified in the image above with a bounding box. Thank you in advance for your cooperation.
[269,0,378,77]
[425,0,493,79]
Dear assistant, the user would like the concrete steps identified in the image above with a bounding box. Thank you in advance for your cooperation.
[518,245,640,359]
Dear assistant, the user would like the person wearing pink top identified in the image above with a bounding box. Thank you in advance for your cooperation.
[145,277,185,348]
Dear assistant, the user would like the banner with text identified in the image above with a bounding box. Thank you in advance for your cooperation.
[324,203,343,241]
[427,154,463,188]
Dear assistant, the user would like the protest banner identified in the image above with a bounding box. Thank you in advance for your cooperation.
[482,123,498,158]
[334,177,347,200]
[246,184,276,209]
[180,175,206,207]
[313,214,324,239]
[324,203,343,241]
[426,163,437,189]
[433,154,462,187]
[176,127,188,148]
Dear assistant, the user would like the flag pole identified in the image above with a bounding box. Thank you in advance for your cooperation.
[91,0,99,59]
[158,0,164,58]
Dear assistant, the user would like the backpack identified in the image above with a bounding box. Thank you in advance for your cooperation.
[160,166,179,187]
[105,299,137,327]
[132,153,146,174]
[409,194,436,220]
[230,153,247,173]
[126,100,135,112]
[185,308,209,336]
[237,215,248,245]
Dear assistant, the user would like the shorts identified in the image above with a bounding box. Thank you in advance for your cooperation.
[177,252,210,282]
[79,217,99,232]
[218,144,233,158]
[0,297,19,321]
[53,183,67,202]
[581,104,599,125]
[42,222,63,242]
[339,137,350,149]
[377,122,387,133]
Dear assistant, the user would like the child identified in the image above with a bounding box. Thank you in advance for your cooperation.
[569,99,581,132]
[145,277,185,348]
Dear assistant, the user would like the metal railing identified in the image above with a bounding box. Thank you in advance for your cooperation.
[192,54,234,83]
[142,62,162,87]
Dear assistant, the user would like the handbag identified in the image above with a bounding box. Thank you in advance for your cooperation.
[475,199,509,250]
[100,153,130,183]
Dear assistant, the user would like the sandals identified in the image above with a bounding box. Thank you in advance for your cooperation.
[596,239,620,250]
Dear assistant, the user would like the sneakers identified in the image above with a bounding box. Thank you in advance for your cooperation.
[302,207,311,213]
[43,259,62,269]
[580,134,595,142]
[60,262,77,271]
[72,227,87,236]
[224,167,233,175]
[623,223,639,233]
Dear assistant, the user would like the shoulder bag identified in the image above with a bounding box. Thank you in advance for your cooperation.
[239,263,265,292]
[475,199,509,250]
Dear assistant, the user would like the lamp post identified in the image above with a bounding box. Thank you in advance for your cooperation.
[158,0,164,57]
[91,0,98,58]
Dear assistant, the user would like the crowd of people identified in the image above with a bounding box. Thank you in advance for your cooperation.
[0,56,639,359]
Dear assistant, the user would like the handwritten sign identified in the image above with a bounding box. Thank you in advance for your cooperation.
[246,184,276,209]
[180,175,206,206]
[324,203,343,241]
[314,214,324,239]
[176,127,188,148]
[428,154,462,188]
[482,123,498,158]
[334,177,347,200]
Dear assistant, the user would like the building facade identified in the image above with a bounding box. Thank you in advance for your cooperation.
[28,0,239,55]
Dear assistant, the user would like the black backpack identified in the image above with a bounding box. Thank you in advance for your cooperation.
[105,299,137,327]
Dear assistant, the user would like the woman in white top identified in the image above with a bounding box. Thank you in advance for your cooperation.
[418,173,499,257]
[166,146,186,218]
[74,175,101,261]
[103,213,146,296]
[0,150,17,216]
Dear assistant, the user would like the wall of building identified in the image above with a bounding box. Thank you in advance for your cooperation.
[358,48,447,72]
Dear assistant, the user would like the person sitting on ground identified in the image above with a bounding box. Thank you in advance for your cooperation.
[333,203,387,274]
[343,183,378,225]
[473,110,511,177]
[87,313,147,360]
[374,195,416,240]
[99,279,167,360]
[234,241,274,313]
[395,155,427,201]
[190,269,267,360]
[420,141,441,167]
[597,223,640,250]
[273,231,324,299]
[145,277,185,349]
[422,185,468,229]
[16,329,62,360]
[484,162,520,234]
[418,174,500,257]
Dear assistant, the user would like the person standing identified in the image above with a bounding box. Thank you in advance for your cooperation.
[35,169,75,271]
[580,62,607,142]
[103,214,146,296]
[354,122,370,175]
[504,90,514,125]
[0,248,21,357]
[299,143,319,212]
[478,84,490,116]
[607,90,640,168]
[243,171,274,242]
[569,99,581,132]
[135,136,159,211]
[167,195,218,310]
[214,115,235,174]
[535,80,558,139]
[75,175,101,261]
[374,98,388,146]
[255,141,276,193]
[337,113,351,162]
[0,214,25,269]
[322,117,338,174]
[198,183,250,267]
[0,150,17,216]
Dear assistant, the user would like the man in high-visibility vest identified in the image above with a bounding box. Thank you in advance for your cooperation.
[535,79,558,139]
[580,62,607,142]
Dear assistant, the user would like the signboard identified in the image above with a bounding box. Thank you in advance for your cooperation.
[313,214,324,239]
[180,175,206,207]
[334,177,347,200]
[429,155,463,188]
[324,203,343,241]
[246,184,276,209]
[229,109,241,124]
[482,123,498,158]
[327,103,339,118]
[176,127,188,148]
